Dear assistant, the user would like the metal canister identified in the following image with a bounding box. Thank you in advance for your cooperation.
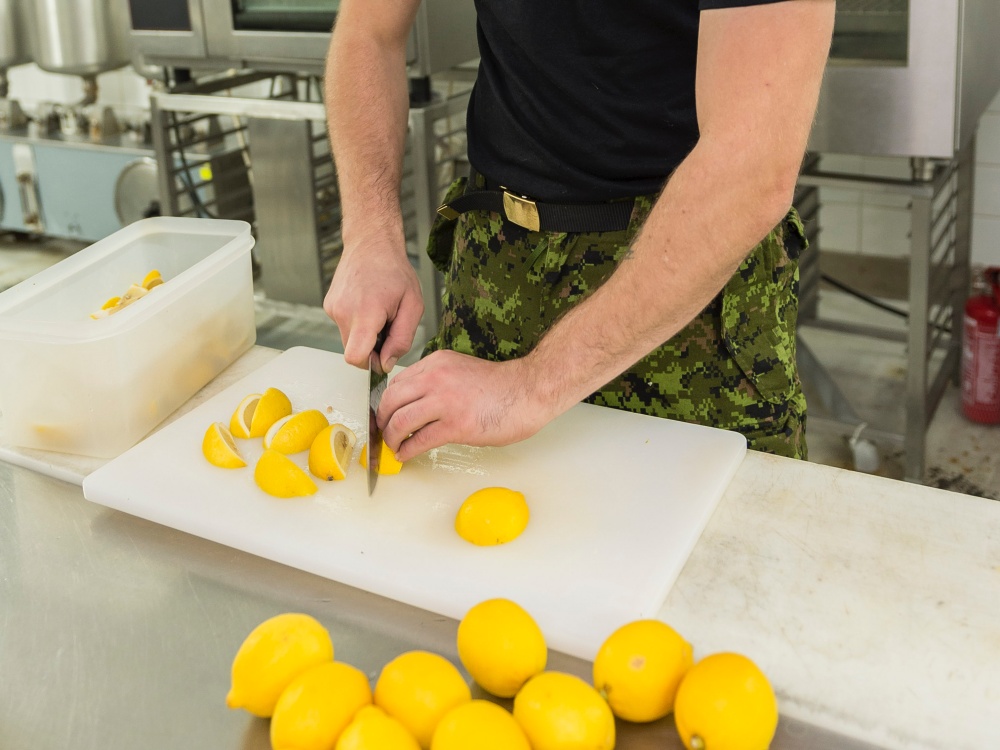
[0,0,31,72]
[27,0,132,77]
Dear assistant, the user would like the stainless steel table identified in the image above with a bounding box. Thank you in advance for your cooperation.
[0,462,875,750]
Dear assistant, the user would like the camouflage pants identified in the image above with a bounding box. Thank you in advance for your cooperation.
[423,176,808,459]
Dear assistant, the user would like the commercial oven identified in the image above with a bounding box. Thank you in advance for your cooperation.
[809,0,1000,158]
[127,0,478,79]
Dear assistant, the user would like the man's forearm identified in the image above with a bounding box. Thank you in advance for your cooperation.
[522,140,796,417]
[324,14,411,250]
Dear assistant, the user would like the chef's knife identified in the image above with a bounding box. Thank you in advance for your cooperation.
[367,325,389,496]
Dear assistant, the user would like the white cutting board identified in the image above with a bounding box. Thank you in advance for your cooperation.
[83,346,746,660]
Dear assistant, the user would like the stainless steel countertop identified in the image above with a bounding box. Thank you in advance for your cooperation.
[0,461,878,750]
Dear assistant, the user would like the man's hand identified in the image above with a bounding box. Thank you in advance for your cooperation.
[376,351,552,462]
[324,233,423,372]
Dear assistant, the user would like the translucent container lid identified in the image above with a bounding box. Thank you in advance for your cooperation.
[0,218,253,344]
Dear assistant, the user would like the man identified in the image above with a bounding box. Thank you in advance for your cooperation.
[323,0,836,463]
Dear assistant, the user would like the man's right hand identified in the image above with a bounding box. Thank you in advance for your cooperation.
[323,232,424,373]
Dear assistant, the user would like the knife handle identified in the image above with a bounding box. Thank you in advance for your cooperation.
[374,323,390,354]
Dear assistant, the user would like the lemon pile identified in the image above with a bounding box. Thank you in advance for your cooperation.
[90,269,164,319]
[201,386,403,498]
[228,599,778,750]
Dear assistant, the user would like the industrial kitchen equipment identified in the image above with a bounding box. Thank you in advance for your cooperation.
[797,0,1000,481]
[126,0,478,99]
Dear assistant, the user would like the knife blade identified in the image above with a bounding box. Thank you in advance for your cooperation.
[367,326,389,496]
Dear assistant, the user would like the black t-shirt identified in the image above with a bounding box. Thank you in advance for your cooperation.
[467,0,788,202]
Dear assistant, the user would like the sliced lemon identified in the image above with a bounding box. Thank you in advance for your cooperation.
[264,409,329,454]
[254,449,318,498]
[309,423,357,481]
[358,441,403,475]
[230,393,261,439]
[251,387,293,438]
[455,487,529,546]
[202,422,246,469]
[101,296,121,310]
[141,269,163,289]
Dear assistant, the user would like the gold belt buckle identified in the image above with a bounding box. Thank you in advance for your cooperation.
[502,188,541,232]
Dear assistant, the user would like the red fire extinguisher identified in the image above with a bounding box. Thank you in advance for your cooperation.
[962,266,1000,424]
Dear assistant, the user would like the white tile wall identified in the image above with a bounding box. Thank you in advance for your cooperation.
[973,90,1000,267]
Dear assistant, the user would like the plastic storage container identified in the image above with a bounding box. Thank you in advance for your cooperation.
[0,217,256,458]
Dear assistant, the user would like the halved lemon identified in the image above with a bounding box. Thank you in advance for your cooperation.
[230,387,293,440]
[202,422,246,469]
[254,449,318,498]
[455,487,529,546]
[264,409,329,454]
[308,423,357,481]
[359,441,403,475]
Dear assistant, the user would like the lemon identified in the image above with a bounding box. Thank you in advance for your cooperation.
[374,651,471,749]
[101,296,121,310]
[309,423,357,481]
[674,653,778,750]
[431,700,531,750]
[454,487,529,546]
[226,612,334,718]
[336,706,421,750]
[512,671,615,750]
[456,598,546,698]
[271,661,373,750]
[593,619,693,723]
[202,422,246,469]
[141,269,162,289]
[265,409,330,454]
[230,388,294,440]
[255,448,319,498]
[359,441,404,475]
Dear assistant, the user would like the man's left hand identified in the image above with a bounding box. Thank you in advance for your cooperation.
[377,350,550,462]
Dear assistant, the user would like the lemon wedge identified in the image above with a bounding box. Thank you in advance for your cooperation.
[308,423,357,481]
[264,410,329,454]
[358,441,403,475]
[254,449,318,498]
[202,422,246,469]
[142,269,163,289]
[230,387,292,440]
[455,487,529,546]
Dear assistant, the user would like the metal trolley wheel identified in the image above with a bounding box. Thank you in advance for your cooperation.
[113,157,161,226]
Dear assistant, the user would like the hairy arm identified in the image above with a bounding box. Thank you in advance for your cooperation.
[323,0,424,369]
[381,0,836,460]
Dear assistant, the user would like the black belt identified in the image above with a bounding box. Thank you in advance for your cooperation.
[437,169,635,233]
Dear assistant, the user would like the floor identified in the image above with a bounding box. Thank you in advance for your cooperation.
[2,232,997,500]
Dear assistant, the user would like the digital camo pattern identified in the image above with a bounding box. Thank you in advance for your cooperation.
[424,177,808,459]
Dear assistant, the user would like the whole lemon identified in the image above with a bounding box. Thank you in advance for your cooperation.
[271,661,372,750]
[431,700,531,750]
[336,706,420,750]
[226,612,334,718]
[512,671,615,750]
[457,598,547,698]
[673,653,778,750]
[374,651,471,748]
[592,619,693,722]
